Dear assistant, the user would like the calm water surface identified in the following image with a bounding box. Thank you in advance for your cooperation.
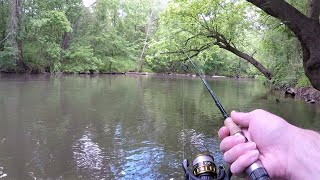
[0,74,319,179]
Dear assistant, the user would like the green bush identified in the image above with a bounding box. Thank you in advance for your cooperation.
[0,46,16,71]
[62,44,102,73]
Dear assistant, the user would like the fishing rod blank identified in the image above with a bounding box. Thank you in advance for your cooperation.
[183,50,270,180]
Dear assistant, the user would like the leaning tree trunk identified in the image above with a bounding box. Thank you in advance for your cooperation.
[246,0,320,90]
[136,11,153,72]
[223,44,272,79]
[206,31,272,79]
[6,0,26,72]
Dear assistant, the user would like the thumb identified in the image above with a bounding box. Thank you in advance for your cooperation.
[230,110,251,128]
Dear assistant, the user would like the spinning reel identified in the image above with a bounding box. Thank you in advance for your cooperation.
[182,153,231,180]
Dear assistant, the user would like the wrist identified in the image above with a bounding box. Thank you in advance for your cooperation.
[288,127,320,179]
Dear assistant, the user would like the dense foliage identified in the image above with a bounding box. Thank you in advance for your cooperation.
[147,0,311,88]
[0,0,315,88]
[0,0,164,73]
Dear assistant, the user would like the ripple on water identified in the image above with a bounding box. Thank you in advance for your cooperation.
[72,129,104,178]
[120,141,165,179]
[0,167,7,179]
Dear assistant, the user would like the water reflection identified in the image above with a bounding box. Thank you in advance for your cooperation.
[179,129,224,165]
[180,129,206,152]
[73,127,104,178]
[0,74,318,179]
[0,167,7,179]
[123,141,164,179]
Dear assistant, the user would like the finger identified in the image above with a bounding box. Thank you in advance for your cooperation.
[241,129,252,142]
[230,110,251,127]
[230,150,259,175]
[220,135,246,152]
[224,117,242,135]
[218,126,230,139]
[224,142,257,164]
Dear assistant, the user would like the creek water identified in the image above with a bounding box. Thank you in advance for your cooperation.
[0,74,319,179]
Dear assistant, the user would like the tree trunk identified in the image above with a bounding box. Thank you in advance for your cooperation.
[246,0,320,90]
[223,45,272,79]
[308,0,320,21]
[206,31,272,79]
[61,0,69,61]
[6,0,26,72]
[136,11,153,72]
[61,32,70,50]
[109,61,112,72]
[0,30,5,51]
[0,0,6,50]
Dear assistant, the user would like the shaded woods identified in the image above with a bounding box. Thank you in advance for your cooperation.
[0,0,165,73]
[1,0,320,90]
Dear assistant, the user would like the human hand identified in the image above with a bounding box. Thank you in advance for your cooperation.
[218,109,295,179]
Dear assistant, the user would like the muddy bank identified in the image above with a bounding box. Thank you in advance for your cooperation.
[286,87,320,103]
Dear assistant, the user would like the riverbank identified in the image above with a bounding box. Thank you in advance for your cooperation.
[293,87,320,103]
[125,71,229,78]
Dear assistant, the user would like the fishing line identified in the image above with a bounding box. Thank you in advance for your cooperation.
[182,68,185,160]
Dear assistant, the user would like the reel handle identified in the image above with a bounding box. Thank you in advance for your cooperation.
[224,119,270,180]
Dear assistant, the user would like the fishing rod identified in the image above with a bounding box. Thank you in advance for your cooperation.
[182,50,270,180]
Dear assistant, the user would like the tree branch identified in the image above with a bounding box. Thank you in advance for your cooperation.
[184,35,202,46]
[200,14,212,32]
[206,29,272,79]
[161,43,213,56]
[0,32,10,44]
[247,0,320,90]
[246,0,317,41]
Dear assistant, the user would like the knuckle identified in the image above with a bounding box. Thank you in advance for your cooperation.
[223,152,233,164]
[231,155,249,174]
[230,161,242,174]
[220,138,231,152]
[232,143,243,154]
[219,142,225,151]
[237,155,248,167]
[218,126,228,139]
[252,109,264,114]
[225,117,232,122]
[218,128,223,139]
[220,140,227,152]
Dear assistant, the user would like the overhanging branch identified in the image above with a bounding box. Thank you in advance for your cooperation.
[206,30,272,79]
[0,32,11,45]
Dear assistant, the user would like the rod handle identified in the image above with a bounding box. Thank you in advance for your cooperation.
[224,118,242,135]
[224,118,270,180]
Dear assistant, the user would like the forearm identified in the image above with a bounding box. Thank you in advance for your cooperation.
[289,127,320,179]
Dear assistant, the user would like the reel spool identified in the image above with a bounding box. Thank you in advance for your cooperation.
[193,153,217,178]
[182,153,231,180]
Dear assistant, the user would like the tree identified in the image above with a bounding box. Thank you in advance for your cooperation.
[136,11,154,72]
[61,0,83,51]
[150,0,272,79]
[246,0,320,90]
[25,10,72,72]
[0,0,168,74]
[135,0,167,72]
[0,0,9,51]
[3,0,27,72]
